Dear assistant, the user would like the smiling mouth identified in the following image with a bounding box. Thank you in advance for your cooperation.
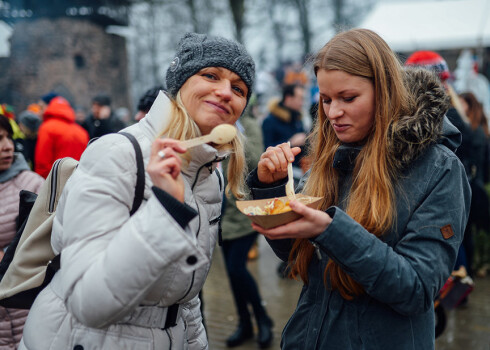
[206,101,229,114]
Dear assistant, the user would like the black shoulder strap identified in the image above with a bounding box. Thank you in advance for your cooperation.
[119,132,145,216]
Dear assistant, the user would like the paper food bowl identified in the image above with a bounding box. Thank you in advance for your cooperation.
[236,194,323,229]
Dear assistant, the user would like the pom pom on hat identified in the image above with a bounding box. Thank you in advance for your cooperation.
[405,51,450,81]
[165,33,255,104]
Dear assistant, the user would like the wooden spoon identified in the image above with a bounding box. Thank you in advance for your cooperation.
[285,141,296,201]
[179,124,237,149]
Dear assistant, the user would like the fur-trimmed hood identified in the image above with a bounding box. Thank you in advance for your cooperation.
[388,67,453,170]
[268,98,302,123]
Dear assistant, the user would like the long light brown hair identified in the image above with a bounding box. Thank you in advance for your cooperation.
[290,29,412,299]
[158,92,247,198]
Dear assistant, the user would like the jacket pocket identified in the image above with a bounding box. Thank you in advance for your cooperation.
[69,326,152,350]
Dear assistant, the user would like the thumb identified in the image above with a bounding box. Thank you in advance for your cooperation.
[291,146,302,157]
[289,200,310,215]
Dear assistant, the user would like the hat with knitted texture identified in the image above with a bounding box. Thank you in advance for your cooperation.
[165,33,255,103]
[405,51,450,81]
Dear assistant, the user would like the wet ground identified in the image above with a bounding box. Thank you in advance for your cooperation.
[203,236,490,350]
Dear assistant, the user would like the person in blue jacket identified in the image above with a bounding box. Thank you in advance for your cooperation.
[247,28,471,350]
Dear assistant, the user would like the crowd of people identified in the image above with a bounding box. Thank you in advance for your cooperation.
[0,27,488,350]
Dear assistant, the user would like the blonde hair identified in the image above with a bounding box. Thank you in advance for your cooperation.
[158,92,247,198]
[290,29,412,299]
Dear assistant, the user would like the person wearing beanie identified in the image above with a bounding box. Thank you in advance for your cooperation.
[16,110,42,169]
[19,32,255,350]
[38,91,58,116]
[82,93,126,138]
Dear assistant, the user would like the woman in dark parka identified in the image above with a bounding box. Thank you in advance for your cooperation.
[247,29,471,350]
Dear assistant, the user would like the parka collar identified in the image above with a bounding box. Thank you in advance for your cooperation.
[387,67,452,170]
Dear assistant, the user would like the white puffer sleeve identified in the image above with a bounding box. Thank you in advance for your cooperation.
[53,134,208,328]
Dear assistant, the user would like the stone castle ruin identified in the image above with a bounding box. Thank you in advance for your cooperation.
[0,0,132,114]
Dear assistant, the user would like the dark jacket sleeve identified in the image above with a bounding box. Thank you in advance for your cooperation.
[313,155,471,316]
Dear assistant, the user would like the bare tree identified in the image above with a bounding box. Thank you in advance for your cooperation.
[185,0,216,33]
[266,0,286,66]
[291,0,311,57]
[332,0,374,32]
[228,0,245,43]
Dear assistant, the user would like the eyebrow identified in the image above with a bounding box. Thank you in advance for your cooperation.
[320,89,359,97]
[204,67,245,84]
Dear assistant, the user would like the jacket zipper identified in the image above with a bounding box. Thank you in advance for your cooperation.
[177,161,209,303]
[178,157,222,303]
[311,241,322,260]
[48,159,63,213]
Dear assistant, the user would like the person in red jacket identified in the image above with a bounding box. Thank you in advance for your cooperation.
[34,96,89,178]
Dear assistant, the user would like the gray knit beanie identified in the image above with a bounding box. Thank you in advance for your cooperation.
[166,33,255,103]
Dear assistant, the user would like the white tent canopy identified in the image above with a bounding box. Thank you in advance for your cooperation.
[0,21,12,57]
[359,0,490,52]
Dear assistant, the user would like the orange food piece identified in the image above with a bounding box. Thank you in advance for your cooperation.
[265,198,292,215]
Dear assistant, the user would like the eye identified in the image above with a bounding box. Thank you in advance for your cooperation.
[202,73,217,80]
[344,96,356,102]
[232,85,245,96]
[322,98,331,105]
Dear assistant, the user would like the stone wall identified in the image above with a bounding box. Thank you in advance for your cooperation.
[0,17,131,114]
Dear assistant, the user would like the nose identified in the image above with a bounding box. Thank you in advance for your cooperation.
[215,80,232,101]
[328,100,343,119]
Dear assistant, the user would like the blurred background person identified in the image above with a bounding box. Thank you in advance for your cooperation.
[0,104,24,152]
[458,92,490,273]
[16,110,41,170]
[82,93,126,139]
[37,92,58,117]
[35,96,89,178]
[0,113,44,349]
[283,61,308,87]
[74,106,87,126]
[262,84,306,170]
[261,83,306,278]
[115,107,131,126]
[221,96,273,349]
[405,51,478,279]
[134,85,164,122]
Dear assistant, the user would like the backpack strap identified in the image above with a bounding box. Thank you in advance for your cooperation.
[119,132,145,216]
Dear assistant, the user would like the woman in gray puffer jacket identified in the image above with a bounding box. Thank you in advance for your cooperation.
[247,29,471,350]
[19,32,255,350]
[0,114,44,349]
